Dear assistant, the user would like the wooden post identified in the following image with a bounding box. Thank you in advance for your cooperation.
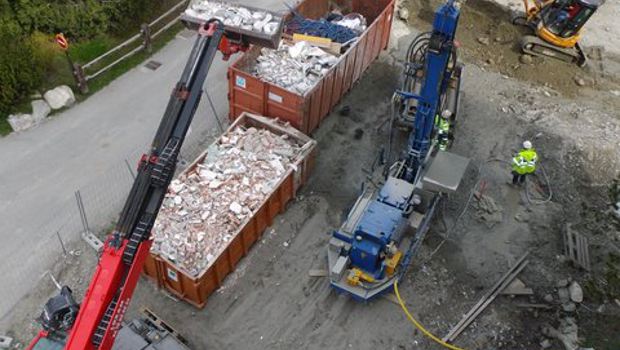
[64,51,88,94]
[73,62,89,94]
[141,23,152,53]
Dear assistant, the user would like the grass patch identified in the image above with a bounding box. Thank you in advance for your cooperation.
[0,118,12,135]
[85,22,184,94]
[69,35,117,63]
[0,21,184,136]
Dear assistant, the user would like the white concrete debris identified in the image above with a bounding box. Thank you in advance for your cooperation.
[43,85,75,110]
[152,126,302,277]
[332,13,367,32]
[185,1,280,34]
[253,41,339,94]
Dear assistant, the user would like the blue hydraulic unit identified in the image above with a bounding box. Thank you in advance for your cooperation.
[327,0,470,301]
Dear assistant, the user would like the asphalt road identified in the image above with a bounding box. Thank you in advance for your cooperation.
[0,0,285,319]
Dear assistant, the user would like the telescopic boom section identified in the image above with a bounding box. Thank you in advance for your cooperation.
[63,21,225,350]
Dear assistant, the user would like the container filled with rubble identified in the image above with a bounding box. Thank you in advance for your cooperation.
[228,0,395,134]
[181,0,285,48]
[143,112,316,308]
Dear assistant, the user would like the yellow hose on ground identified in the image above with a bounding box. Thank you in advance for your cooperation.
[393,280,466,350]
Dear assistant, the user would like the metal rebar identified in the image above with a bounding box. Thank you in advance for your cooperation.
[56,231,67,256]
[124,159,137,180]
[205,90,224,132]
[75,190,90,234]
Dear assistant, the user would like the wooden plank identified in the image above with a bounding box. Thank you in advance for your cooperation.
[564,224,590,270]
[446,259,530,342]
[308,269,328,277]
[442,252,529,342]
[515,303,553,310]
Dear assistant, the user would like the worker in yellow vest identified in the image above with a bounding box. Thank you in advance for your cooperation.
[435,110,452,151]
[512,140,538,185]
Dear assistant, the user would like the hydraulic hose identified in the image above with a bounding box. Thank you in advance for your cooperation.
[394,280,466,350]
[485,158,553,205]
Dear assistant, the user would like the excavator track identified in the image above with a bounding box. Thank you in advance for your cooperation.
[520,35,587,67]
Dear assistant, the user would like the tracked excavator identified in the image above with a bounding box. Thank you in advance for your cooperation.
[514,0,604,66]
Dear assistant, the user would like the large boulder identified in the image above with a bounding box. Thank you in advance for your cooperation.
[43,85,76,110]
[8,114,35,132]
[569,281,583,303]
[31,99,51,122]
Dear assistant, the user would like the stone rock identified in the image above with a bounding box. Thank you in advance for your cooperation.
[557,279,569,288]
[543,318,579,350]
[544,294,554,303]
[540,339,552,349]
[568,282,583,303]
[31,99,51,122]
[7,114,35,132]
[398,7,409,20]
[477,37,490,45]
[43,85,75,110]
[520,54,533,64]
[558,287,570,303]
[514,212,529,222]
[562,302,576,312]
[574,77,586,87]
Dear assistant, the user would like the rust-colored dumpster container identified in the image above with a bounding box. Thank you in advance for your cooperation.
[143,112,316,308]
[228,0,395,134]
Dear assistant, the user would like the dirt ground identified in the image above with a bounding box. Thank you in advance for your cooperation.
[2,1,620,349]
[406,0,620,100]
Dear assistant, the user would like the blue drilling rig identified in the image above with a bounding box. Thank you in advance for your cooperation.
[327,0,470,301]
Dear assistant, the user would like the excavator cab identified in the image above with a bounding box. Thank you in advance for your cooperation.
[516,0,603,66]
[540,0,602,39]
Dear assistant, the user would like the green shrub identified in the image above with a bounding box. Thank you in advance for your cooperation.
[30,31,62,75]
[105,0,172,36]
[0,19,42,115]
[10,0,110,40]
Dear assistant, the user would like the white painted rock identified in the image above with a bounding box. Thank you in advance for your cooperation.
[31,99,51,122]
[8,113,35,132]
[44,85,75,110]
[569,281,583,303]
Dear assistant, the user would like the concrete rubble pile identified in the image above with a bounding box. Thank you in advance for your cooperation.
[253,41,339,94]
[152,126,301,276]
[185,0,280,34]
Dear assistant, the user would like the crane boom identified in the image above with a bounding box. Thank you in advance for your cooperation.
[27,19,252,350]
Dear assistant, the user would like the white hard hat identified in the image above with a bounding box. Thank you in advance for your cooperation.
[441,109,452,119]
[523,140,532,149]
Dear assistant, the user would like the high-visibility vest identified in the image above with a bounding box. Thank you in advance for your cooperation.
[435,115,450,134]
[512,149,538,174]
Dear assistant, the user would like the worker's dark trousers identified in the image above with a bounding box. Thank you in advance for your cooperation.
[512,172,526,185]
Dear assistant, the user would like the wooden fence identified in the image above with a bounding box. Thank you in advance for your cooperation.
[71,0,189,93]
